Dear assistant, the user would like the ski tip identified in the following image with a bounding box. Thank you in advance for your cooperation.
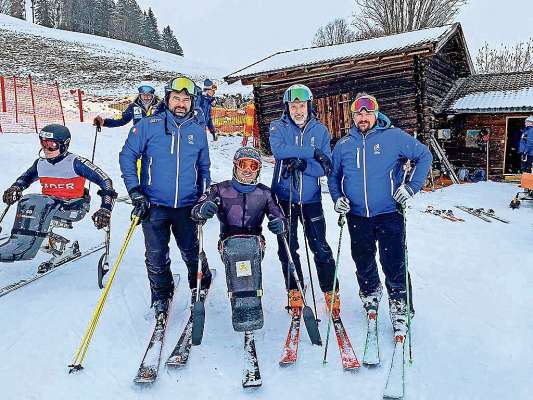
[67,364,84,374]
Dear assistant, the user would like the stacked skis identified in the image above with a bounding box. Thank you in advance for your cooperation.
[455,206,510,223]
[422,205,464,222]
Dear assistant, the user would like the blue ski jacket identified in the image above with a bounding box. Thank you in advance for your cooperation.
[119,106,211,208]
[104,95,160,128]
[328,113,432,217]
[269,113,331,204]
[197,93,216,134]
[519,126,533,156]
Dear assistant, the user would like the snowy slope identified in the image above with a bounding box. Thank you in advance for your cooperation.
[0,14,249,96]
[0,125,531,400]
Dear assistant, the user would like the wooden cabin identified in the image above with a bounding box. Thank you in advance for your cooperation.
[225,23,472,153]
[435,71,533,177]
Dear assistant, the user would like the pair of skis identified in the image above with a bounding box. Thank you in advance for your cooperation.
[422,206,464,222]
[134,270,216,384]
[455,206,510,223]
[279,306,360,370]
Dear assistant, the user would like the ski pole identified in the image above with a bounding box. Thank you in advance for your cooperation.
[0,204,11,234]
[88,124,101,191]
[401,163,413,364]
[191,222,206,345]
[281,235,322,346]
[297,171,319,322]
[286,171,293,311]
[322,213,345,365]
[69,216,139,373]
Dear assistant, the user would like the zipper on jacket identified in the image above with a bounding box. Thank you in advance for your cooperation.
[389,170,394,197]
[148,157,153,185]
[170,115,193,208]
[362,136,370,217]
[170,133,175,154]
[356,147,360,169]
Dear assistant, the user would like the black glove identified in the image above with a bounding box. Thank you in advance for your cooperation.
[267,217,287,235]
[3,185,22,205]
[92,208,111,229]
[197,200,218,220]
[283,158,307,179]
[314,148,332,176]
[129,187,150,222]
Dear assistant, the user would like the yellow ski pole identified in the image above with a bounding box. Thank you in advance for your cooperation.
[68,216,139,373]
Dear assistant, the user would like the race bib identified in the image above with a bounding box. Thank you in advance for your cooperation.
[235,260,252,277]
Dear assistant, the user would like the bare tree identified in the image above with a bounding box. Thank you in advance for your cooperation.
[313,18,357,46]
[352,0,466,39]
[475,40,533,74]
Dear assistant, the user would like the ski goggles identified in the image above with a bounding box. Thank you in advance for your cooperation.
[138,85,155,94]
[235,158,261,172]
[283,87,313,103]
[351,96,379,113]
[40,138,60,151]
[166,76,196,96]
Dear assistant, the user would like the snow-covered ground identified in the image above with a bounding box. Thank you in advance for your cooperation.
[0,124,531,400]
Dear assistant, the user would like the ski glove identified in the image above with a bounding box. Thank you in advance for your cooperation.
[197,200,218,220]
[267,217,287,235]
[283,158,307,179]
[393,184,414,206]
[3,185,22,205]
[334,196,350,214]
[92,208,111,229]
[129,187,150,222]
[93,116,104,128]
[313,148,332,176]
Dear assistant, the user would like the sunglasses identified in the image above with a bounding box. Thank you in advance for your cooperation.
[40,138,59,151]
[283,87,312,103]
[351,97,379,113]
[167,77,196,96]
[235,158,261,172]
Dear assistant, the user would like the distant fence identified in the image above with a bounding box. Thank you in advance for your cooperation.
[0,75,65,133]
[212,106,246,135]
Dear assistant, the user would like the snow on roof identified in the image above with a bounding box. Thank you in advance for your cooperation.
[226,24,455,81]
[450,87,533,113]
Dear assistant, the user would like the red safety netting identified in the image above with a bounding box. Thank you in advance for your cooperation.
[0,75,65,134]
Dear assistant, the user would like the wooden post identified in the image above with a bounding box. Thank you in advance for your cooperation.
[55,81,65,125]
[28,74,38,133]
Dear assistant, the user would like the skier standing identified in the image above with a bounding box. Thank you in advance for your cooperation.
[93,85,160,128]
[197,78,218,141]
[327,93,432,338]
[269,84,338,314]
[519,116,533,172]
[119,75,212,319]
[1,124,116,262]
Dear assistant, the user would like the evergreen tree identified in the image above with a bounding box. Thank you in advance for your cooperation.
[93,0,115,37]
[161,25,184,56]
[143,7,161,50]
[9,0,26,20]
[35,0,54,27]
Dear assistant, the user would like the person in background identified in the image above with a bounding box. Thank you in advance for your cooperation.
[197,79,218,141]
[519,116,533,172]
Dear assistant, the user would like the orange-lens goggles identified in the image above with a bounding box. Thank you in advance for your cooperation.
[236,158,260,172]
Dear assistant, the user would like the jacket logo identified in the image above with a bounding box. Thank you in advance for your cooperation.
[188,134,194,144]
[311,136,315,147]
[373,143,381,155]
[133,106,142,117]
[42,183,75,190]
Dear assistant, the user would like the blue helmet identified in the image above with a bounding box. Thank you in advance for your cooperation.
[138,85,155,95]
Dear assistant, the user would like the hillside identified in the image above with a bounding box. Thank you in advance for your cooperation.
[0,14,247,96]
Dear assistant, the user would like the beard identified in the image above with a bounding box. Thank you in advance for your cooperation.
[357,120,372,132]
[171,106,189,117]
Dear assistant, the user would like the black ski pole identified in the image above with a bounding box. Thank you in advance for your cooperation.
[191,222,206,345]
[97,225,111,289]
[297,171,319,322]
[0,204,11,234]
[88,124,101,191]
[286,171,293,310]
[401,164,413,364]
[280,235,322,346]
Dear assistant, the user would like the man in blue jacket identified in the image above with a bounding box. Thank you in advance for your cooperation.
[93,85,160,128]
[269,84,339,314]
[519,116,533,172]
[196,79,218,141]
[328,93,432,339]
[119,75,212,318]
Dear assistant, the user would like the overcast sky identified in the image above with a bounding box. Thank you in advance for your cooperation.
[137,0,532,74]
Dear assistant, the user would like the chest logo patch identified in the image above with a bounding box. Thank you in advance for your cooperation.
[188,134,194,144]
[373,143,381,155]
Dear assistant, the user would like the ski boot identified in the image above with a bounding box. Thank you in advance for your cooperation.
[287,289,303,313]
[389,298,409,339]
[324,289,341,317]
[153,298,171,320]
[190,288,209,305]
[38,233,80,273]
[360,286,383,320]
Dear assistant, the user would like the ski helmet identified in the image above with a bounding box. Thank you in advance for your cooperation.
[138,85,155,95]
[233,147,262,185]
[283,84,313,103]
[39,124,71,156]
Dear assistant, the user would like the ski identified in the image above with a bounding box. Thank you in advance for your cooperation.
[383,335,406,399]
[363,311,380,366]
[242,330,262,388]
[279,308,302,365]
[0,243,105,298]
[134,275,180,384]
[476,208,510,224]
[165,269,216,367]
[332,312,360,370]
[422,206,464,222]
[455,205,492,222]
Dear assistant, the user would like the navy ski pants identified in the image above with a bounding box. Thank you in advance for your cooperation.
[346,211,412,304]
[141,205,212,304]
[277,200,337,293]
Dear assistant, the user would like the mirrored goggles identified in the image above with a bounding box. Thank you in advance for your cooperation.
[40,138,60,151]
[283,87,312,103]
[235,158,261,172]
[167,77,196,96]
[351,97,379,113]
